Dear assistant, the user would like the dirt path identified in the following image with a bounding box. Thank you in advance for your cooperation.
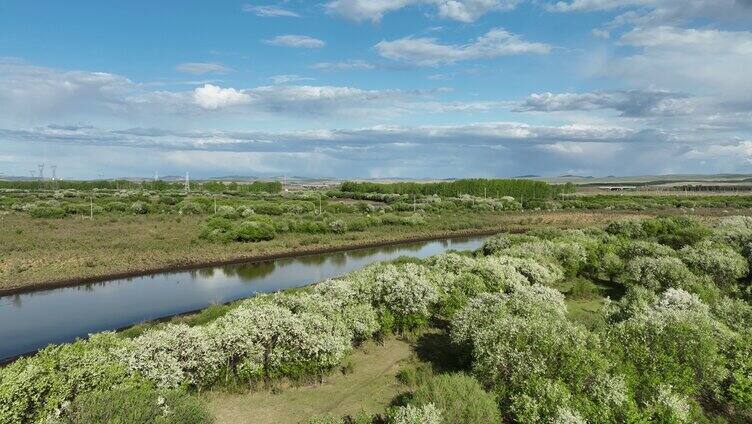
[206,338,412,424]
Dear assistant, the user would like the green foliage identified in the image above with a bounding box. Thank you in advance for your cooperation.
[59,386,213,424]
[229,221,276,242]
[0,334,135,424]
[409,373,501,424]
[340,179,573,200]
[29,205,67,218]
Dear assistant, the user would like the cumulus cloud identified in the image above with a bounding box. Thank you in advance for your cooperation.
[175,62,231,75]
[375,28,551,66]
[264,34,326,48]
[516,90,696,117]
[192,84,251,110]
[604,26,752,99]
[326,0,418,22]
[242,4,300,17]
[311,60,376,71]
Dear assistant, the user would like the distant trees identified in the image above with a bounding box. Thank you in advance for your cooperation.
[340,179,575,200]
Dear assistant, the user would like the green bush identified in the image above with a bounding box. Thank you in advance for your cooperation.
[29,206,66,218]
[230,221,276,242]
[61,386,213,424]
[410,373,501,424]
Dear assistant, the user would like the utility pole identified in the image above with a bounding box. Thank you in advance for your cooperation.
[184,172,190,193]
[90,197,93,220]
[413,193,416,212]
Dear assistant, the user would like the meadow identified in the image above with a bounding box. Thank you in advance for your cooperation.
[1,178,747,293]
[1,212,752,423]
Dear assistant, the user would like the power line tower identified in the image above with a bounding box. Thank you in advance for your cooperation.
[37,163,45,180]
[50,165,57,181]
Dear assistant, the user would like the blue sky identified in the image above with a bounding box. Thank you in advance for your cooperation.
[1,0,751,179]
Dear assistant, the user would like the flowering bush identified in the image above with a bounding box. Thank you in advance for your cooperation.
[624,256,698,292]
[606,289,731,403]
[215,205,237,218]
[679,241,748,285]
[113,324,225,389]
[389,404,442,424]
[372,264,438,326]
[0,333,133,424]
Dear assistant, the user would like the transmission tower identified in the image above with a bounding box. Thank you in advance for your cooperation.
[50,165,57,181]
[37,163,45,180]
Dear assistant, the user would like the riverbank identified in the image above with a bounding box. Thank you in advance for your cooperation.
[0,209,692,295]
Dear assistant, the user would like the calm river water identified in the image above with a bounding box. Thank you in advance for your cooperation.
[0,235,487,362]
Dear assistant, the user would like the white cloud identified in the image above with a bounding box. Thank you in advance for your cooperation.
[242,4,300,17]
[264,35,326,48]
[516,90,696,117]
[311,60,376,71]
[175,62,231,75]
[549,0,752,32]
[326,0,519,23]
[435,0,520,22]
[605,26,752,98]
[192,84,251,110]
[269,74,315,84]
[326,0,417,23]
[375,28,551,66]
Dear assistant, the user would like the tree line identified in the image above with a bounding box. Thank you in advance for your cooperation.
[340,179,576,200]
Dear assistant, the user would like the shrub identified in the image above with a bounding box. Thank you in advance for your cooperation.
[113,324,225,389]
[215,205,237,219]
[373,264,438,330]
[0,334,133,424]
[624,256,698,292]
[230,221,275,242]
[131,201,149,214]
[104,201,129,212]
[28,206,66,218]
[389,404,442,424]
[409,374,501,424]
[199,217,234,241]
[482,233,511,255]
[179,202,203,215]
[60,386,213,424]
[329,219,348,234]
[680,241,749,285]
[606,289,731,402]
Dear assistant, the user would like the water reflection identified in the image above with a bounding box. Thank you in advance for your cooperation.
[0,235,487,362]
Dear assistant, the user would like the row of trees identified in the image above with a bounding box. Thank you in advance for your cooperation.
[340,179,575,200]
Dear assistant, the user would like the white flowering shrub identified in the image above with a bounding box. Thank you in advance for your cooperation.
[390,404,443,424]
[502,240,588,276]
[373,264,439,321]
[130,201,148,214]
[0,333,133,424]
[606,289,731,401]
[624,256,697,292]
[615,240,676,261]
[488,255,564,287]
[113,324,225,389]
[679,241,749,285]
[215,205,237,218]
[645,385,693,423]
[713,215,752,249]
[482,234,512,255]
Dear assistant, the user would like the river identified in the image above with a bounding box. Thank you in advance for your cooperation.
[0,235,487,362]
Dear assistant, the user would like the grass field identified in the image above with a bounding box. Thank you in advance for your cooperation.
[0,210,652,294]
[206,337,413,424]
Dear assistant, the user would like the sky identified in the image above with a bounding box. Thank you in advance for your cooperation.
[1,0,751,179]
